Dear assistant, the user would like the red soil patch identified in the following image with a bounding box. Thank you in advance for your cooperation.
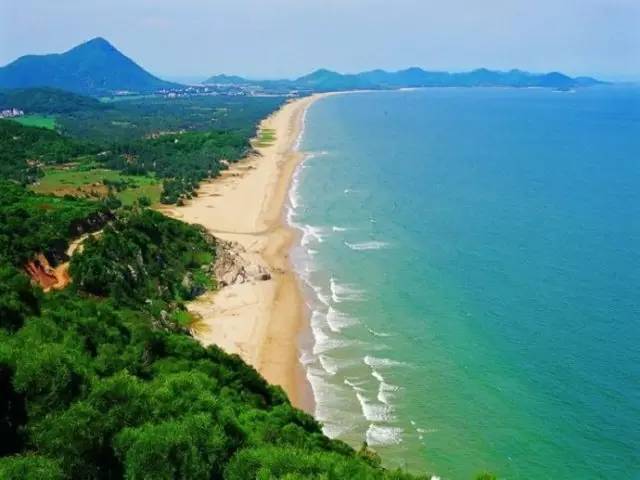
[25,254,71,292]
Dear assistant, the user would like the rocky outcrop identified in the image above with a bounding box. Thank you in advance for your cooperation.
[69,210,114,239]
[181,271,207,298]
[214,239,271,287]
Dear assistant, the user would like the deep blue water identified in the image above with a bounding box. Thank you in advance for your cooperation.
[290,86,640,479]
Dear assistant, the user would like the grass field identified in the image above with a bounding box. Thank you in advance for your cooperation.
[254,128,276,147]
[13,115,57,130]
[31,167,162,206]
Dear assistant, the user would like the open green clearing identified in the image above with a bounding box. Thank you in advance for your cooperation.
[12,114,56,129]
[255,127,276,147]
[31,166,161,206]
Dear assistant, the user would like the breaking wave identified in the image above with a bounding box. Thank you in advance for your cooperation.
[345,240,390,251]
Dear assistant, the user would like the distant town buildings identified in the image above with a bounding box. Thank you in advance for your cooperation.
[0,108,24,119]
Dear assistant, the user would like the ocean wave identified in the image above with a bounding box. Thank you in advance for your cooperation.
[367,327,392,337]
[332,226,349,232]
[318,354,341,376]
[304,150,329,161]
[326,306,358,332]
[371,369,400,405]
[303,278,330,307]
[306,369,355,438]
[311,324,353,355]
[355,392,395,422]
[288,180,301,210]
[299,350,315,366]
[364,355,407,369]
[321,420,353,439]
[330,277,365,303]
[343,378,366,392]
[379,381,400,406]
[366,424,403,446]
[344,241,389,251]
[301,225,326,246]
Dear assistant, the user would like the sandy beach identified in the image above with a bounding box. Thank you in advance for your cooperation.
[161,94,324,410]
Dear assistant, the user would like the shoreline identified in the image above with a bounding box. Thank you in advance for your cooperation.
[160,94,326,411]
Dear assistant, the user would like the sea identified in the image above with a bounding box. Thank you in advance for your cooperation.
[287,86,640,479]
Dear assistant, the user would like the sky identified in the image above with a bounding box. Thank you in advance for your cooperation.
[1,0,639,81]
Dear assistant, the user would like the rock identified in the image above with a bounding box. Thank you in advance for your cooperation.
[181,272,206,298]
[181,272,193,291]
[213,239,271,286]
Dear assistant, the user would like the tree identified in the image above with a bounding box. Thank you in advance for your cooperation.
[0,455,64,480]
[115,414,228,480]
[0,267,41,331]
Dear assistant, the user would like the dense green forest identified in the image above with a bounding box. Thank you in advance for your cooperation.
[0,121,99,184]
[0,37,180,95]
[1,87,283,141]
[0,182,431,479]
[0,87,107,114]
[0,182,108,266]
[1,87,283,203]
[103,129,250,203]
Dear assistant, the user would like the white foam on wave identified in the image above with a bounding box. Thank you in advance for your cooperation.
[305,149,329,160]
[306,367,355,438]
[318,354,341,376]
[299,350,315,366]
[364,355,407,369]
[330,277,365,303]
[355,392,395,422]
[293,104,310,152]
[366,424,404,446]
[299,272,330,307]
[367,327,392,337]
[343,377,366,393]
[301,225,326,246]
[311,324,352,356]
[286,145,307,216]
[326,306,358,332]
[288,176,301,210]
[345,241,389,251]
[371,369,400,405]
[332,226,349,232]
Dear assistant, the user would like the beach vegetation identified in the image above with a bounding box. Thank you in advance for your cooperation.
[255,127,276,147]
[1,88,286,204]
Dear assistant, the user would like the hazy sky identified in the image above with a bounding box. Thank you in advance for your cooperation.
[1,0,639,80]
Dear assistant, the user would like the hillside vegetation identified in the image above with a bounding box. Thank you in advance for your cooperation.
[0,37,179,95]
[0,182,430,480]
[0,86,283,203]
[206,66,604,92]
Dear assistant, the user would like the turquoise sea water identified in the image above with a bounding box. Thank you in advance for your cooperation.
[289,87,640,479]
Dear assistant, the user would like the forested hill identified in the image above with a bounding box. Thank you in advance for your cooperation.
[0,87,106,113]
[0,38,180,95]
[0,182,434,479]
[0,85,494,479]
[205,67,605,92]
[0,88,283,204]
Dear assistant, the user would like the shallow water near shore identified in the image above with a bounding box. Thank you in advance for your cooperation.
[289,87,640,478]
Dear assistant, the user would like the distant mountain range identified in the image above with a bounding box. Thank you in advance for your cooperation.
[205,67,604,91]
[0,37,605,97]
[0,37,180,96]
